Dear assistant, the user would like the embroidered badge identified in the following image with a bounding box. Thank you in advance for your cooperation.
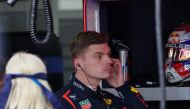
[79,99,92,109]
[103,98,112,106]
[130,86,139,93]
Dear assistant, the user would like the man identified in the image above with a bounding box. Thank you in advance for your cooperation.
[56,31,148,109]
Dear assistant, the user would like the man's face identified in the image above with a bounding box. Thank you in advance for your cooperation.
[78,43,113,80]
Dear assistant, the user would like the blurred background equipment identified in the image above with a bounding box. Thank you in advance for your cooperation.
[5,0,55,45]
[111,39,129,81]
[0,0,63,91]
[0,32,64,91]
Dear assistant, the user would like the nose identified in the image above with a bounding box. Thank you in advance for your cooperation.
[105,55,113,65]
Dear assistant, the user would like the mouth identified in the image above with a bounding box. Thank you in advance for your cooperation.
[104,67,112,73]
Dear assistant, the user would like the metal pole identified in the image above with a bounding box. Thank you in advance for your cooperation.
[155,0,166,109]
[119,49,128,81]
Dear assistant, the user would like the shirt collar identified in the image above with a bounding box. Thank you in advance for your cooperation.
[70,75,101,97]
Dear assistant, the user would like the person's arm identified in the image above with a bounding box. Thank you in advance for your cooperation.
[106,58,125,88]
[116,82,149,109]
[106,59,149,109]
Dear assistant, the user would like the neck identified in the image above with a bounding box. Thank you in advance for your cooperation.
[75,71,100,91]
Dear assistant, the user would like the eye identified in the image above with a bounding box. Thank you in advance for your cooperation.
[96,54,102,60]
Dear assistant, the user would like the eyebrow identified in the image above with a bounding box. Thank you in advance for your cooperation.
[94,52,103,55]
[94,51,111,56]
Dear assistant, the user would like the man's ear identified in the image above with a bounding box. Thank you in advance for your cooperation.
[73,58,78,68]
[73,58,81,68]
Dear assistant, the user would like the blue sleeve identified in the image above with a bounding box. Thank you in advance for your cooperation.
[60,99,76,109]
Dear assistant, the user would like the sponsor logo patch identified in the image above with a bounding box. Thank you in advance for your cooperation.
[130,86,139,93]
[73,81,84,90]
[79,99,92,109]
[103,98,112,105]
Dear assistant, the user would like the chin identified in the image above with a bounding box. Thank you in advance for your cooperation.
[102,72,111,78]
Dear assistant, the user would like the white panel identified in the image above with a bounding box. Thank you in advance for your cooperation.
[58,0,82,11]
[138,87,190,101]
[104,87,190,101]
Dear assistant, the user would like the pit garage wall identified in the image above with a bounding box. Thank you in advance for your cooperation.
[84,0,100,32]
[83,0,190,103]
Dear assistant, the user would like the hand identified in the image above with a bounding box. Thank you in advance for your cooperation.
[106,58,125,88]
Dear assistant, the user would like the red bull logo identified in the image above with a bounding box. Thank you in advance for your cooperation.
[168,32,181,43]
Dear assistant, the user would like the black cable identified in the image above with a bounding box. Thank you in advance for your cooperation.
[29,0,55,45]
[78,65,97,91]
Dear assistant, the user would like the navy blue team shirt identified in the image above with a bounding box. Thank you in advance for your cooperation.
[56,75,149,109]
